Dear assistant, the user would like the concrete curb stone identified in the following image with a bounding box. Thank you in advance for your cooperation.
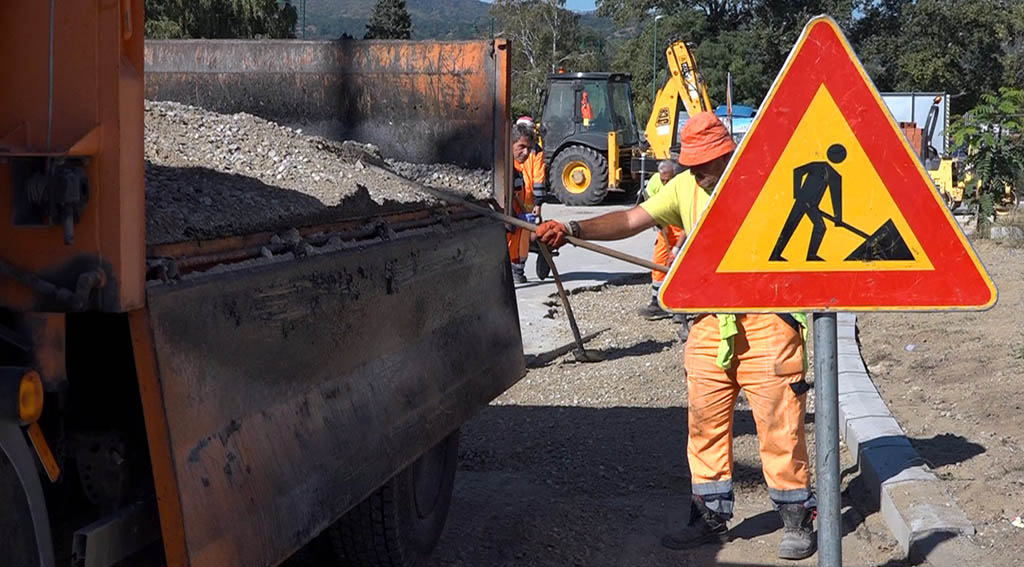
[836,312,978,564]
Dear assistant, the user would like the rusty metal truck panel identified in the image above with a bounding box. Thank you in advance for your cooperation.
[134,219,523,566]
[145,40,508,171]
[0,1,145,313]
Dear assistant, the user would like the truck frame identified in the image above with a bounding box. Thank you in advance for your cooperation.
[1,4,522,566]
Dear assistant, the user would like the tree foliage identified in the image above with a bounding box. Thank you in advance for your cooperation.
[852,0,1014,114]
[490,0,607,117]
[364,0,413,39]
[593,0,1024,121]
[598,0,853,121]
[145,0,297,39]
[951,87,1024,224]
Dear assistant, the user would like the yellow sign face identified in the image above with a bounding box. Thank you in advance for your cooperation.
[716,85,932,273]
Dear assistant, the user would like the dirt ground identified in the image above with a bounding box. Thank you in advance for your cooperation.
[858,236,1024,565]
[430,284,906,567]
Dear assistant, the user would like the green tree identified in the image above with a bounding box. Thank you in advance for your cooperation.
[852,0,1014,114]
[145,0,297,39]
[490,0,603,117]
[599,1,852,122]
[951,87,1024,227]
[364,0,413,39]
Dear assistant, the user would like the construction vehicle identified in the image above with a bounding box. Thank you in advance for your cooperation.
[535,40,713,206]
[644,40,713,161]
[1,5,522,567]
[915,95,966,210]
[914,96,1018,213]
[538,72,642,205]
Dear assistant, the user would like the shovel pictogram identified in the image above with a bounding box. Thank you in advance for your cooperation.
[818,210,914,261]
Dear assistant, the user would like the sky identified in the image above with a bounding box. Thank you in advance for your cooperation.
[481,0,598,12]
[565,0,598,10]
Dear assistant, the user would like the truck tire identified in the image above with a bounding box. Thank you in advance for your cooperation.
[0,450,39,565]
[324,430,459,567]
[552,146,609,206]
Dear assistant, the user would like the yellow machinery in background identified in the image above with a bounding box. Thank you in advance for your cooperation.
[919,96,1019,213]
[644,41,713,161]
[538,72,642,205]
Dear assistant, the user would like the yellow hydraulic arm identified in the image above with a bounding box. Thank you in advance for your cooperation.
[645,41,712,159]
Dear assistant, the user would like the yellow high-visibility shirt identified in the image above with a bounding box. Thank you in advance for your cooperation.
[639,171,807,369]
[645,173,665,198]
[639,170,710,234]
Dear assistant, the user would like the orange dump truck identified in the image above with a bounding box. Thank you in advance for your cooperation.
[1,4,521,567]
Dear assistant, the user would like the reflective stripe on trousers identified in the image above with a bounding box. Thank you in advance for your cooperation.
[683,313,812,518]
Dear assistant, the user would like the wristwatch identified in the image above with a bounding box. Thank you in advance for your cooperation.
[566,220,581,239]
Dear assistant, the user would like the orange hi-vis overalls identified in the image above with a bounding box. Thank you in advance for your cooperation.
[639,172,814,519]
[652,227,684,284]
[683,313,812,517]
[644,173,684,287]
[509,150,544,264]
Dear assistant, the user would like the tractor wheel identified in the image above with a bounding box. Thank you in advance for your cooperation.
[994,187,1020,215]
[551,146,609,206]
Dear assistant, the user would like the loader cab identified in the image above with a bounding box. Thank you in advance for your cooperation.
[539,73,640,205]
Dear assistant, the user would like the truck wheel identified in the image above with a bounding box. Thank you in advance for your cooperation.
[0,450,39,565]
[324,430,459,567]
[552,146,609,206]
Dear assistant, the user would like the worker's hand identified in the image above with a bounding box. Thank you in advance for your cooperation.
[536,220,570,248]
[532,205,542,220]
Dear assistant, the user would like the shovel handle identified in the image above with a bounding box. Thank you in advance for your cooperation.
[398,172,670,273]
[818,210,869,239]
[537,243,589,356]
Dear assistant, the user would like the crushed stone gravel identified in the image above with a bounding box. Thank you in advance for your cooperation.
[144,100,491,245]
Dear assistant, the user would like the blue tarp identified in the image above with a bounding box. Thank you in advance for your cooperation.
[715,104,756,118]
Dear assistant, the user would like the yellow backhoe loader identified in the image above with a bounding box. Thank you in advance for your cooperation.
[644,40,713,161]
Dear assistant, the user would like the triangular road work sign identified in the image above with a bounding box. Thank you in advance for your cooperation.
[660,16,996,312]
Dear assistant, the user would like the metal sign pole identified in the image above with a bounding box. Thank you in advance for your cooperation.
[813,312,841,566]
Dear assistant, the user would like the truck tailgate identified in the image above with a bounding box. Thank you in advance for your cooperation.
[132,218,523,566]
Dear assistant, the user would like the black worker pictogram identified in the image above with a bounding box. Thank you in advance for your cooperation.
[768,143,915,262]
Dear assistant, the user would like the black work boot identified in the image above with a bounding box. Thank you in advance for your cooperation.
[662,497,729,550]
[536,253,550,280]
[511,263,527,284]
[777,503,816,560]
[637,294,671,320]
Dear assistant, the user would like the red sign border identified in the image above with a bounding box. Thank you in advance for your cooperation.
[660,16,996,312]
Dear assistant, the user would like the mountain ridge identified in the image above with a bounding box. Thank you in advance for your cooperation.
[301,0,611,40]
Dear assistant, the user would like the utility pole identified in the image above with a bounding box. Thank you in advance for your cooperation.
[652,14,664,110]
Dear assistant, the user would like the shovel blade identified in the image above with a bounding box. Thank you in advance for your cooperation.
[844,219,914,261]
[572,349,606,363]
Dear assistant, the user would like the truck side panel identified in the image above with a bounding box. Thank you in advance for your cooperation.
[133,220,523,566]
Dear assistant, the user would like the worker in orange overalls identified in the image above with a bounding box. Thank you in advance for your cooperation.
[534,112,816,561]
[510,121,545,283]
[637,160,684,321]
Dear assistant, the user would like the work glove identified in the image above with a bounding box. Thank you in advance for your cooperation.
[536,220,570,249]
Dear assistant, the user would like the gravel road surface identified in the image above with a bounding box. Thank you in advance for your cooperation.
[431,283,906,566]
[859,234,1024,565]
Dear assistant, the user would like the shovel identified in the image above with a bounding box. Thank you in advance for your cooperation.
[536,242,605,363]
[818,210,914,261]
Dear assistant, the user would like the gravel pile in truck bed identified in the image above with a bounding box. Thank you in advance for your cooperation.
[144,101,492,245]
